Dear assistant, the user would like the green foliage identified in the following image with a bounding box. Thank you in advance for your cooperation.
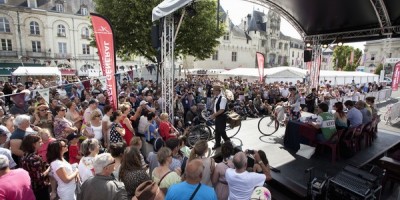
[375,63,383,75]
[332,46,362,71]
[93,0,224,63]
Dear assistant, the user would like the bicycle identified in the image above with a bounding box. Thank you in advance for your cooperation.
[257,104,289,136]
[186,109,242,147]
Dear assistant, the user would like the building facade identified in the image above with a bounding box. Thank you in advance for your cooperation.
[0,0,138,79]
[191,9,305,70]
[363,38,400,74]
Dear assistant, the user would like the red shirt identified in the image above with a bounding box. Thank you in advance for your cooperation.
[68,144,80,164]
[159,121,176,141]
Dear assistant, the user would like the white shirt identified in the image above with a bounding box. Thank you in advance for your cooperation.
[101,115,112,138]
[225,168,266,200]
[213,93,227,113]
[78,156,95,183]
[51,159,76,200]
[280,88,289,98]
[138,115,149,134]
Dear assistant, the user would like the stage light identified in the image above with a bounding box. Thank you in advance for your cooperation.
[306,43,311,47]
[338,42,343,46]
[323,44,328,48]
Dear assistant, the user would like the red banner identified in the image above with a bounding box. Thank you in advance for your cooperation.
[310,54,322,89]
[392,61,400,91]
[90,13,117,109]
[256,52,265,82]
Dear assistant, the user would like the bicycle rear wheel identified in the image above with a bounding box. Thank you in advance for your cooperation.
[226,120,241,138]
[258,116,279,136]
[187,124,212,147]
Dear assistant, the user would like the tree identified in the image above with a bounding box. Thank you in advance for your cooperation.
[332,46,362,71]
[375,63,383,75]
[93,0,225,63]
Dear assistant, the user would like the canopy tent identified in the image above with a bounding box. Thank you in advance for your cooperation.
[12,67,62,82]
[218,67,379,85]
[247,0,400,43]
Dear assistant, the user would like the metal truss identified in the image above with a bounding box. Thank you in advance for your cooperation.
[304,26,400,44]
[161,16,175,121]
[369,0,391,28]
[310,37,322,89]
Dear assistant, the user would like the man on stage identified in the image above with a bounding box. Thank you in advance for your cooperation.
[210,84,230,150]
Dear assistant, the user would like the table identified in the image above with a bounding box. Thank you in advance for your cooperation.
[284,120,320,151]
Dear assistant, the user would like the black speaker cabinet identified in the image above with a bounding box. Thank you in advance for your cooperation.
[304,50,312,62]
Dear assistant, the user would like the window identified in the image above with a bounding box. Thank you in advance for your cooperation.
[292,60,294,65]
[57,24,66,37]
[81,7,88,16]
[81,27,89,39]
[82,44,90,54]
[30,21,40,35]
[0,17,10,33]
[271,39,276,49]
[0,0,7,4]
[232,52,237,62]
[278,42,282,49]
[58,42,67,54]
[284,44,288,50]
[27,0,37,8]
[56,3,64,13]
[297,52,299,58]
[261,40,266,47]
[292,51,294,57]
[294,44,299,48]
[223,32,229,40]
[1,39,12,51]
[32,41,41,52]
[212,51,218,60]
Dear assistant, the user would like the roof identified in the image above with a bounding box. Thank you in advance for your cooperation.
[254,0,400,43]
[247,10,267,32]
[12,67,61,76]
[219,66,378,78]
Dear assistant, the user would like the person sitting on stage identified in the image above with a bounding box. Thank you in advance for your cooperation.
[344,100,363,128]
[308,102,337,142]
[355,100,372,125]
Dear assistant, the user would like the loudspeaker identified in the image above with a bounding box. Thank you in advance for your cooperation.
[304,50,312,62]
[151,24,160,49]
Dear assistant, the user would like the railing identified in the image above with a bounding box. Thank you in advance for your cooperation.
[54,53,71,59]
[384,102,400,125]
[328,89,393,111]
[26,51,50,58]
[0,51,18,57]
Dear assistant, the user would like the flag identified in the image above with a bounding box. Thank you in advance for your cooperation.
[392,61,400,91]
[362,54,367,65]
[37,88,50,104]
[11,93,26,108]
[310,55,322,89]
[91,13,117,109]
[256,52,265,82]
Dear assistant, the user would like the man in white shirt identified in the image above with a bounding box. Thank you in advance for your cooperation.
[280,85,289,102]
[210,84,230,150]
[226,152,269,200]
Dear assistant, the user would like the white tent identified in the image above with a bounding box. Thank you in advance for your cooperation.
[218,66,379,85]
[12,67,62,83]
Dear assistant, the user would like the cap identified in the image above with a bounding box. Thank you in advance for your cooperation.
[140,100,148,106]
[129,93,136,98]
[66,133,80,142]
[251,186,272,200]
[89,99,99,105]
[0,154,9,169]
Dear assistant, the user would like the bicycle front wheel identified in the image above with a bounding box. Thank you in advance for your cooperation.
[258,116,279,136]
[187,124,212,147]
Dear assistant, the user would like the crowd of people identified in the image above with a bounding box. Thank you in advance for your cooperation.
[0,75,386,200]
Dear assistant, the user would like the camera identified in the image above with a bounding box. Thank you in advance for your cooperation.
[246,149,255,154]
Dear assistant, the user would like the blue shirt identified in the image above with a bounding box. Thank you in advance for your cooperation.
[346,107,363,128]
[165,182,217,200]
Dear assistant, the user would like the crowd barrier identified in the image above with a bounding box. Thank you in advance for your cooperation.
[384,102,400,125]
[328,89,393,112]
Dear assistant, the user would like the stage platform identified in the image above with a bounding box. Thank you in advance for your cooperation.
[207,118,400,199]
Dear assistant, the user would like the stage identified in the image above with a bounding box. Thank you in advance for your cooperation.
[208,117,400,199]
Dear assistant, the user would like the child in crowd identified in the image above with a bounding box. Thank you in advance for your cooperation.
[67,133,81,164]
[37,128,55,162]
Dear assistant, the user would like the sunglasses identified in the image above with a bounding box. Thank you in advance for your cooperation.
[105,159,116,168]
[60,109,66,111]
